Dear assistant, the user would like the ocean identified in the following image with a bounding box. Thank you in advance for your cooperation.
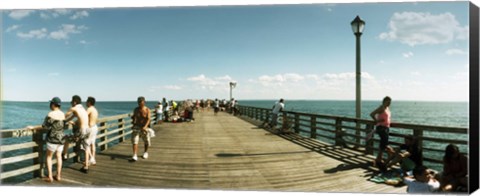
[1,100,468,130]
[0,100,469,183]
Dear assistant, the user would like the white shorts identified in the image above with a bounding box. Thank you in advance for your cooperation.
[46,142,64,153]
[87,125,98,146]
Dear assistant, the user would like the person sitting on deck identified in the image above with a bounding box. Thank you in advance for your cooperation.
[439,144,468,192]
[403,165,440,193]
[384,135,421,175]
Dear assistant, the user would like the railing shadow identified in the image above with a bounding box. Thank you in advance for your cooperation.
[216,150,312,158]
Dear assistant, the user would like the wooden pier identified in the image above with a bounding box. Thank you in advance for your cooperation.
[1,105,469,193]
[7,111,407,193]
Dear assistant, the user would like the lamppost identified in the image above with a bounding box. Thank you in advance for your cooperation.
[229,82,237,100]
[351,15,365,146]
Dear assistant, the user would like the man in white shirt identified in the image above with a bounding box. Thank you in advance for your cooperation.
[269,98,285,130]
[403,165,440,193]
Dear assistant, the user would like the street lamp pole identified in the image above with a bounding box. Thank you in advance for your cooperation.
[351,15,365,147]
[229,82,237,100]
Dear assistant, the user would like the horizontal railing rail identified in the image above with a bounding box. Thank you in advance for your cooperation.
[0,109,156,183]
[237,105,469,167]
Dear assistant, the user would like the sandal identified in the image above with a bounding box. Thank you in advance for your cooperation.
[53,175,61,181]
[80,167,89,174]
[43,177,53,183]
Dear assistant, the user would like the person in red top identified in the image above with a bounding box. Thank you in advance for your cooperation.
[440,144,468,192]
[370,96,394,172]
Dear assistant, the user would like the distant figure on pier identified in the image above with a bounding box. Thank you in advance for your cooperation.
[230,98,236,115]
[369,96,394,172]
[163,98,169,122]
[155,101,163,124]
[42,97,66,182]
[130,96,151,161]
[214,98,220,115]
[403,165,440,193]
[86,97,99,166]
[268,98,285,130]
[195,99,200,113]
[63,95,91,173]
[384,135,421,175]
[440,144,468,192]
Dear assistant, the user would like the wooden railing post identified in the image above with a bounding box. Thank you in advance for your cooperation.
[365,124,374,155]
[334,118,342,146]
[413,129,424,166]
[118,118,125,143]
[32,129,44,178]
[99,122,108,151]
[294,113,300,134]
[310,116,317,139]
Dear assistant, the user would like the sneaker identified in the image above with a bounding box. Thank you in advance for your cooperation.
[90,158,96,166]
[132,154,138,161]
[142,152,149,159]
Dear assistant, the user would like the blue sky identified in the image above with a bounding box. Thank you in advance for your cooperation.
[1,1,471,102]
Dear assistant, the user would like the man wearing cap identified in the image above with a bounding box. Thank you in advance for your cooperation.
[42,97,66,182]
[131,96,151,161]
[63,95,91,173]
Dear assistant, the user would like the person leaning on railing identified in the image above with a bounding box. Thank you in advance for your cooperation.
[42,97,66,182]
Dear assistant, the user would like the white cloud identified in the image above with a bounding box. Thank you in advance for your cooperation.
[215,75,233,81]
[163,85,182,90]
[411,71,421,76]
[6,25,21,33]
[379,12,468,46]
[49,24,87,40]
[403,51,414,58]
[8,10,35,20]
[40,9,72,19]
[70,10,89,20]
[186,74,237,91]
[445,48,467,55]
[17,28,48,39]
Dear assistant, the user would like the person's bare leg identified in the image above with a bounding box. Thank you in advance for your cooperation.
[55,150,62,181]
[45,150,54,182]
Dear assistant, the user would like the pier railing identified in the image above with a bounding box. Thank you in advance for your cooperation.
[0,109,156,183]
[237,105,468,166]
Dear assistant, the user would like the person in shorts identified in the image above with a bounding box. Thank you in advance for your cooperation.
[370,96,395,172]
[63,95,91,173]
[131,96,151,161]
[86,96,99,166]
[42,97,66,182]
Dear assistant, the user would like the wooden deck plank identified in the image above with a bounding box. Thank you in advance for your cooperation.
[21,111,406,193]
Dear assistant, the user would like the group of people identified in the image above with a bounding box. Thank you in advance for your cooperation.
[39,95,98,182]
[38,94,468,193]
[369,96,468,193]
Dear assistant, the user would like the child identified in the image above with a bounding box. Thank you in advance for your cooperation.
[403,165,440,193]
